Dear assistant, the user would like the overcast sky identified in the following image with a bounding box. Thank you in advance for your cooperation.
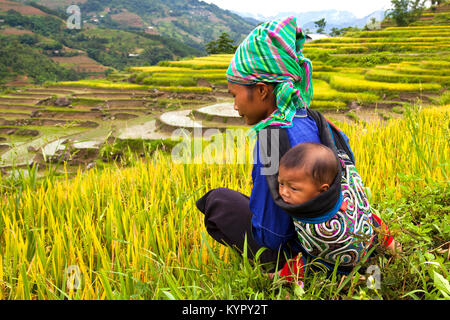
[202,0,394,18]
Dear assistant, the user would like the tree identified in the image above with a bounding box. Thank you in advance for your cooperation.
[330,27,342,37]
[314,18,327,34]
[386,0,426,26]
[364,17,381,30]
[330,26,361,37]
[205,32,236,54]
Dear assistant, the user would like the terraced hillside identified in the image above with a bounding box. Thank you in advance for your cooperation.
[0,21,448,175]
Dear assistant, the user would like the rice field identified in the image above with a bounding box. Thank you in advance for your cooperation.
[48,79,213,93]
[329,75,442,92]
[0,15,449,301]
[0,104,448,300]
[50,20,449,114]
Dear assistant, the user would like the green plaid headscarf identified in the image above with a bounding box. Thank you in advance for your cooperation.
[226,16,313,133]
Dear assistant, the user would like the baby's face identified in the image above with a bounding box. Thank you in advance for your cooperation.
[278,165,322,205]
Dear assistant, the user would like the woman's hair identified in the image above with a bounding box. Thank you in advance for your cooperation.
[244,82,276,99]
[279,143,339,186]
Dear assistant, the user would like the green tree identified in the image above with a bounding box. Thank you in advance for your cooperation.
[386,0,426,26]
[330,27,342,37]
[205,39,218,54]
[206,32,236,54]
[314,18,327,34]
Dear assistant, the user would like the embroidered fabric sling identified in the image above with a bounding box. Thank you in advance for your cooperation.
[258,110,378,271]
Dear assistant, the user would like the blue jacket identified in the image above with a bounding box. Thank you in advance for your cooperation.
[249,111,352,253]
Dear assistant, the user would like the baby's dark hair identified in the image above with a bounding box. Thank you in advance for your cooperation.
[279,143,339,186]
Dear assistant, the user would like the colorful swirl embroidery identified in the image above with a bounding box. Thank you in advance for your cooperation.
[293,151,374,267]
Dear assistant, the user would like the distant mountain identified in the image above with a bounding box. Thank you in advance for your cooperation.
[235,9,387,33]
[19,0,259,50]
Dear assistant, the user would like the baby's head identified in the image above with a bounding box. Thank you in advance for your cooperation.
[278,143,339,205]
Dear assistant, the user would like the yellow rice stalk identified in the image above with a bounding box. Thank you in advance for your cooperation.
[130,67,194,73]
[329,75,442,92]
[0,105,447,299]
[384,25,450,31]
[53,80,212,93]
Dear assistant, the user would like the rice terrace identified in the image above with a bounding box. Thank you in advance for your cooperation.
[0,0,448,302]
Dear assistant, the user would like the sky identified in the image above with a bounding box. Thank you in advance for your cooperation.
[202,0,394,18]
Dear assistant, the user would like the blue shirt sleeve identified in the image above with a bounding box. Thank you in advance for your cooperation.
[248,114,322,251]
[249,142,298,251]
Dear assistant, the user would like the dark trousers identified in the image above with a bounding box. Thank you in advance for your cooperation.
[196,187,294,271]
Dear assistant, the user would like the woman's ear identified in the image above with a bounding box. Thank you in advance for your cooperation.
[319,184,330,192]
[256,82,269,100]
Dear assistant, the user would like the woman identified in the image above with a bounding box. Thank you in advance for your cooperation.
[196,16,321,270]
[195,17,397,276]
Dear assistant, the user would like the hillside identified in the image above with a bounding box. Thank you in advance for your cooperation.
[382,1,450,27]
[0,0,205,86]
[18,0,258,50]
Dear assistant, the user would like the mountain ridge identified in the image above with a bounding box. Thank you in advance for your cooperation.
[17,0,259,49]
[234,9,387,33]
[0,0,210,85]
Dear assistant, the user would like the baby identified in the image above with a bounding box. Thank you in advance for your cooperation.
[278,142,338,206]
[274,143,400,282]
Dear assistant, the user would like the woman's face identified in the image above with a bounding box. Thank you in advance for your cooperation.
[227,81,277,125]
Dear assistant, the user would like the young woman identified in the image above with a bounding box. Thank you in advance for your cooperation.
[195,17,396,275]
[196,16,321,270]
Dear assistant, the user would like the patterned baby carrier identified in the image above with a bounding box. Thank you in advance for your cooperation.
[259,109,377,272]
[293,149,374,268]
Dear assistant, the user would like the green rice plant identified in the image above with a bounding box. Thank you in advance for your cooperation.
[312,36,450,44]
[329,75,442,93]
[151,72,225,79]
[71,98,105,106]
[141,77,197,87]
[310,100,347,111]
[429,90,450,105]
[0,105,448,300]
[432,12,450,24]
[365,69,450,85]
[130,66,195,73]
[421,60,450,69]
[49,80,212,93]
[392,106,405,114]
[0,108,32,114]
[387,25,450,31]
[374,64,450,76]
[345,110,362,123]
[346,30,450,38]
[158,61,230,70]
[336,46,369,54]
[313,79,380,103]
